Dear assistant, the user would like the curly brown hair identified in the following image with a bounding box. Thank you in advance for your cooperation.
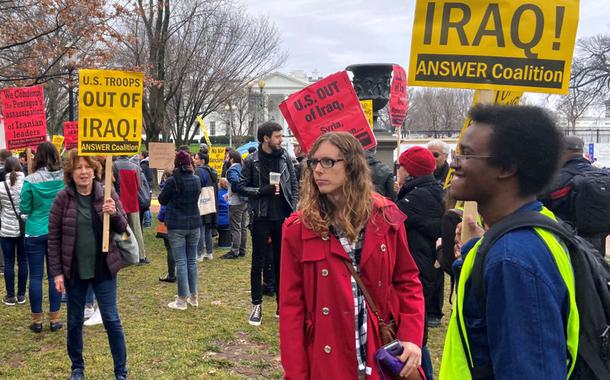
[63,149,102,186]
[299,132,373,242]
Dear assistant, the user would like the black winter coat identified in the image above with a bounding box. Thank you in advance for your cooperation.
[396,175,444,292]
[367,154,396,201]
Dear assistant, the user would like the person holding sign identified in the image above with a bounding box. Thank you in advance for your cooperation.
[47,150,129,380]
[19,142,65,333]
[158,151,202,310]
[280,132,425,380]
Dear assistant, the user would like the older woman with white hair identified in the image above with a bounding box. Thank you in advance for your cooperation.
[426,140,451,185]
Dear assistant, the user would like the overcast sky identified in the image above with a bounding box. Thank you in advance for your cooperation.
[245,0,610,77]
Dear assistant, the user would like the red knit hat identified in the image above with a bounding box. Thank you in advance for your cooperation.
[399,146,436,177]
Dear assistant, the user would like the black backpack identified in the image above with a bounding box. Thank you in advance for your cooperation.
[564,168,610,235]
[467,211,610,380]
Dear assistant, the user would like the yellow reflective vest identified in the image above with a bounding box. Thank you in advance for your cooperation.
[439,207,579,379]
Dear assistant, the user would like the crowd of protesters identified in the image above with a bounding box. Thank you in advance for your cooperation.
[2,104,610,380]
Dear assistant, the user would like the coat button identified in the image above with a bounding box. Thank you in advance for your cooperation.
[321,269,329,277]
[380,244,387,252]
[324,345,332,353]
[322,307,330,315]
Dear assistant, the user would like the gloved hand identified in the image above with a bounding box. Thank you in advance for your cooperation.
[258,184,277,196]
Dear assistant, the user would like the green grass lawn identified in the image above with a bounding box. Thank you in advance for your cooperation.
[0,219,451,379]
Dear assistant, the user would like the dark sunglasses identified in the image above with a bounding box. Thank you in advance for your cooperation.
[307,158,345,169]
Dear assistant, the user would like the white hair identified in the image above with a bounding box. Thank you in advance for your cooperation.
[427,140,450,155]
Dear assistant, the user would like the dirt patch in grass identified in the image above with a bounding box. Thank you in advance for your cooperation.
[205,331,282,378]
[6,352,23,369]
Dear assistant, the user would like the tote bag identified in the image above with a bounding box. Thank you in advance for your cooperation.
[198,167,216,216]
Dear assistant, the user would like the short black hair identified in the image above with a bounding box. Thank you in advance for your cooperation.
[178,145,190,152]
[248,146,257,154]
[257,121,283,143]
[141,151,148,158]
[469,104,562,196]
[228,150,242,164]
[200,153,210,165]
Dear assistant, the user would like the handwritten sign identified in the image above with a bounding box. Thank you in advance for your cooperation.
[390,65,408,130]
[360,100,373,129]
[209,146,226,175]
[52,135,64,153]
[63,121,78,150]
[409,0,579,94]
[0,85,47,150]
[279,71,376,152]
[148,142,176,170]
[78,69,144,155]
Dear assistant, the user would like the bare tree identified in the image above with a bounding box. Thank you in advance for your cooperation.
[571,34,610,91]
[406,88,473,137]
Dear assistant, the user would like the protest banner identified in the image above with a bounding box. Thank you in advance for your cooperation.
[409,0,579,94]
[148,142,176,170]
[389,65,408,129]
[209,146,226,175]
[52,135,64,153]
[78,69,144,156]
[0,85,47,150]
[63,121,78,150]
[279,71,376,152]
[78,69,144,252]
[359,100,373,129]
[196,116,212,147]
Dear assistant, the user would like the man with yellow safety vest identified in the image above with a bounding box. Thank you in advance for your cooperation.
[440,104,579,379]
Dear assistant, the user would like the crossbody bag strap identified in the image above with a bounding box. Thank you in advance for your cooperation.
[4,181,19,218]
[342,259,384,322]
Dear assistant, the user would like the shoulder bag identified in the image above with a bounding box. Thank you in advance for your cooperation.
[4,181,25,237]
[112,225,140,266]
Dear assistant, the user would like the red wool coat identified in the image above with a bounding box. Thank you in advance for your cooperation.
[279,194,425,380]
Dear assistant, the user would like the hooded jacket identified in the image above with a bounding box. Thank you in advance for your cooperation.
[19,168,64,237]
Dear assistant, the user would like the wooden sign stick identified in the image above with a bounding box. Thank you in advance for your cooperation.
[102,157,112,252]
[460,89,494,243]
[26,147,32,174]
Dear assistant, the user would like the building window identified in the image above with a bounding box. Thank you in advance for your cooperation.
[210,121,216,136]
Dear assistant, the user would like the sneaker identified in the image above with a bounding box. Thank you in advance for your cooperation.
[168,296,187,310]
[2,296,16,306]
[203,253,214,260]
[16,295,26,304]
[428,316,442,328]
[220,252,239,260]
[197,255,204,262]
[159,275,176,283]
[84,304,95,319]
[138,257,150,265]
[238,252,246,257]
[248,304,262,326]
[84,308,103,326]
[187,294,198,307]
[61,292,68,303]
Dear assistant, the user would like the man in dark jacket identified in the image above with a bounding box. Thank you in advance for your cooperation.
[366,149,397,201]
[395,146,444,380]
[238,121,298,326]
[540,136,607,255]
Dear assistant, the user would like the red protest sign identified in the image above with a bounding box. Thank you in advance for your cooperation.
[279,71,376,152]
[389,65,408,130]
[0,85,47,150]
[63,121,78,150]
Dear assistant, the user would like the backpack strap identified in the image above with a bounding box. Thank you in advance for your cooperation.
[471,211,575,315]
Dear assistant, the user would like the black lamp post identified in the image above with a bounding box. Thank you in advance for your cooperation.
[65,45,77,121]
[346,63,394,132]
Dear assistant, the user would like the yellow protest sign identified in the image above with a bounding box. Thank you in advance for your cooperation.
[51,135,64,153]
[209,146,226,175]
[409,0,579,94]
[443,89,522,188]
[78,69,144,156]
[196,115,212,147]
[359,100,373,129]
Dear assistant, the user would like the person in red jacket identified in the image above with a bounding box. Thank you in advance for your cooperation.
[280,132,425,380]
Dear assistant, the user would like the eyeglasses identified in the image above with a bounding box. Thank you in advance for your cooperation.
[432,152,441,158]
[307,158,345,169]
[452,153,494,164]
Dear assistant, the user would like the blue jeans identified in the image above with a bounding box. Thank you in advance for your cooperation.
[25,235,61,313]
[197,223,213,256]
[1,236,27,298]
[168,229,200,298]
[66,276,127,377]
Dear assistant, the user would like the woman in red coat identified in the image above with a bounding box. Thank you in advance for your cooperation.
[280,132,425,380]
